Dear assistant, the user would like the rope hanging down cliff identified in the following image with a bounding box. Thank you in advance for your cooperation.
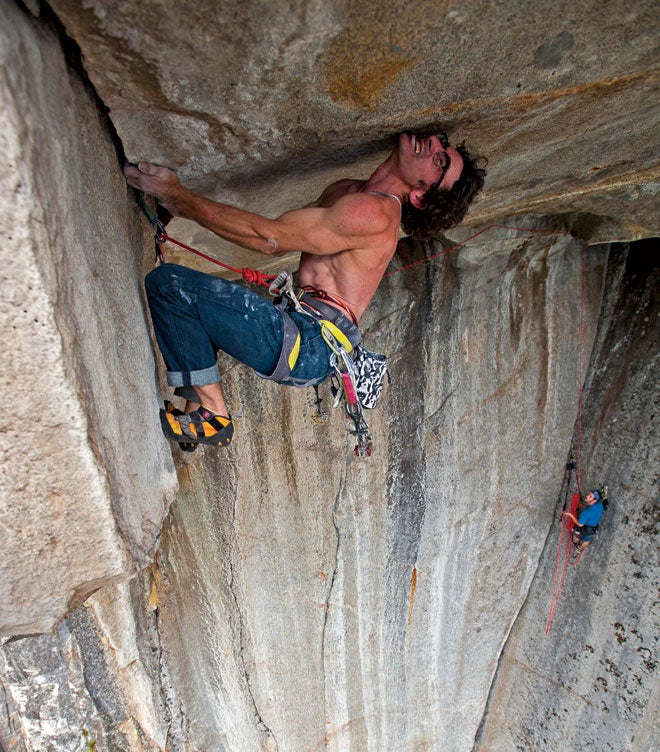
[545,238,587,636]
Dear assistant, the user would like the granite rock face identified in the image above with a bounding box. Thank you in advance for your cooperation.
[0,0,177,637]
[0,580,165,752]
[0,2,657,752]
[146,225,610,752]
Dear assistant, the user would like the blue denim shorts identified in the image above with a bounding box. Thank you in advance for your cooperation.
[145,264,333,388]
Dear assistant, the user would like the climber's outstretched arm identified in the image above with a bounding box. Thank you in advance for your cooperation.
[123,162,388,258]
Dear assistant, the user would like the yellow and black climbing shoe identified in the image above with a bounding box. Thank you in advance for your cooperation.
[159,405,234,447]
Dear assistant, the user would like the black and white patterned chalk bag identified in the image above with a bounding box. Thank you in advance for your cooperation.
[352,345,389,409]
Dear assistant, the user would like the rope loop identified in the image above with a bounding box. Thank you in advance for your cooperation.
[242,268,275,286]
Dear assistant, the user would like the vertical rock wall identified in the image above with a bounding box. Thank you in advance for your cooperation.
[144,224,611,751]
[2,231,656,752]
[0,0,176,637]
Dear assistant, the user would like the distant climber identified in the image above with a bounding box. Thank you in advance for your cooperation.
[123,130,486,448]
[563,489,606,552]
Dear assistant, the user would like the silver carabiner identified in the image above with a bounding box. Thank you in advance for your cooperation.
[268,270,291,296]
[269,270,305,313]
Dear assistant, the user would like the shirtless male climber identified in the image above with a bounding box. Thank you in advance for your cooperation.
[123,130,486,448]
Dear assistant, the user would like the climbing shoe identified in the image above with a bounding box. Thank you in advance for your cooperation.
[159,405,234,447]
[163,401,197,452]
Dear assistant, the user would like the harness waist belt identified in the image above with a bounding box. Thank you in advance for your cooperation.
[257,292,361,385]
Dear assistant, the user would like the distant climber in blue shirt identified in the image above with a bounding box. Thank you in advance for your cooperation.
[563,490,605,552]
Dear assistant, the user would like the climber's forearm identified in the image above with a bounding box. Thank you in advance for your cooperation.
[169,189,285,256]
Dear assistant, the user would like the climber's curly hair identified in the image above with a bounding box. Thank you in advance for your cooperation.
[401,141,487,240]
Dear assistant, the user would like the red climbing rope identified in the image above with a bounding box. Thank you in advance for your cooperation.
[546,492,579,634]
[155,231,277,287]
[136,195,277,287]
[545,238,588,635]
[576,242,587,494]
[386,223,566,276]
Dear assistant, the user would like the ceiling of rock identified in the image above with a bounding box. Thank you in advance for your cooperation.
[49,0,659,265]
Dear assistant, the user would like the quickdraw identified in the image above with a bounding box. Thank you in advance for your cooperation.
[137,195,277,287]
[324,329,373,458]
[137,196,167,264]
[311,384,329,424]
